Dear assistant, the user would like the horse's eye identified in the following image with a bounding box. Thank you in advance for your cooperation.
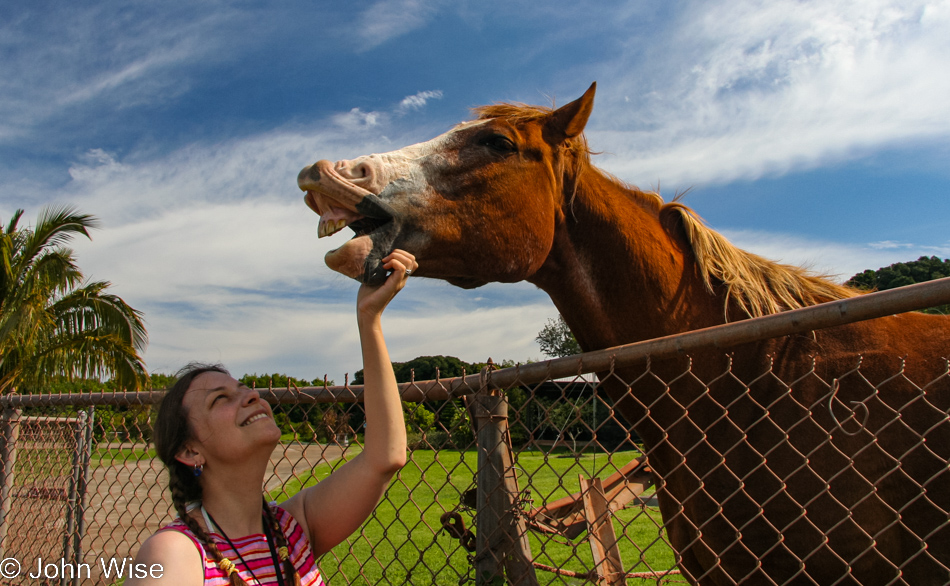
[481,135,517,154]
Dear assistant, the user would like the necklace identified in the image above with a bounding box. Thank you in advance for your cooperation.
[203,505,286,586]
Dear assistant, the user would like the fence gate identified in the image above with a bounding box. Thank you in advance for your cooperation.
[0,408,95,586]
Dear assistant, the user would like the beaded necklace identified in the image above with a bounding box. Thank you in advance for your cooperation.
[203,505,287,586]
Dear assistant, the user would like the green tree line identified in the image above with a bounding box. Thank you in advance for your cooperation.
[846,255,950,314]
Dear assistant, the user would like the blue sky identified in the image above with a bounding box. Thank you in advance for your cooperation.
[2,0,949,383]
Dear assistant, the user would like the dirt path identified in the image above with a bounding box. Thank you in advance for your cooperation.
[1,442,347,584]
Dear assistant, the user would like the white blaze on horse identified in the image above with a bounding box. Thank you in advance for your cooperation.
[298,83,950,585]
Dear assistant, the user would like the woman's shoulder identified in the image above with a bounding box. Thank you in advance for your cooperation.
[156,519,205,549]
[127,528,204,585]
[143,525,202,553]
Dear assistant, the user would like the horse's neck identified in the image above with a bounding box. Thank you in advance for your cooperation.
[530,171,723,351]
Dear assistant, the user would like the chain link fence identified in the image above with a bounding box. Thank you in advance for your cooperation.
[1,279,948,585]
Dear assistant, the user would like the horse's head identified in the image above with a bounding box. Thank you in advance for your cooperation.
[297,83,596,287]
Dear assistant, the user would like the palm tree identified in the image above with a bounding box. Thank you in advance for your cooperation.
[0,206,148,393]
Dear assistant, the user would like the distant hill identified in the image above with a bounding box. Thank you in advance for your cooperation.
[846,255,950,315]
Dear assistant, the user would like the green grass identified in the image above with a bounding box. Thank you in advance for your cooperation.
[273,447,679,585]
[10,444,156,486]
[90,445,156,466]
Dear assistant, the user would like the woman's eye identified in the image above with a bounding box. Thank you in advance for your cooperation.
[481,135,517,154]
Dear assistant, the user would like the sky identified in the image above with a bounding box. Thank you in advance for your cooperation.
[2,0,949,384]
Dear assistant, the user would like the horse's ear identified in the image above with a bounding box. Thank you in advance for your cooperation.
[545,82,596,143]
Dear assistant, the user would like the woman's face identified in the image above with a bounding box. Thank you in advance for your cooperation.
[179,371,281,465]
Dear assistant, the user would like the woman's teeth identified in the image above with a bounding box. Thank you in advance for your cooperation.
[242,413,268,426]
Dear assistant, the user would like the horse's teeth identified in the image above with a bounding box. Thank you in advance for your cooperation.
[318,219,348,239]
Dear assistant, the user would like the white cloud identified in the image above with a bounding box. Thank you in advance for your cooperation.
[354,0,446,51]
[589,0,950,188]
[398,90,444,113]
[332,108,386,130]
[721,228,950,282]
[868,240,915,250]
[0,5,246,142]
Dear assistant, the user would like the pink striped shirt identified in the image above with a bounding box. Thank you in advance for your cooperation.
[161,505,325,585]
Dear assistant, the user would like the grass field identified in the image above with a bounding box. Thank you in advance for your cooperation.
[273,447,680,585]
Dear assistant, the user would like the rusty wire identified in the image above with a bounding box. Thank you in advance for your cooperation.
[0,281,947,585]
[1,352,944,585]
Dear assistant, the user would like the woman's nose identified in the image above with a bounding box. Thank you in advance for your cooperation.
[241,387,261,405]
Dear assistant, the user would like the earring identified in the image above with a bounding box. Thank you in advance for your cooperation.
[193,463,204,477]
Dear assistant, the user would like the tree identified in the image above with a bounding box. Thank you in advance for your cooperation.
[239,372,332,389]
[353,355,486,384]
[846,255,950,314]
[536,314,581,358]
[0,206,148,393]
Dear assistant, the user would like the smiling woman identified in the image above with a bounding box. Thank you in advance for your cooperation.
[126,249,418,586]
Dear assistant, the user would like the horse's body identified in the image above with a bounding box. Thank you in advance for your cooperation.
[298,84,950,584]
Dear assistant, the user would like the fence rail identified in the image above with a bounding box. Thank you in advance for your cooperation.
[0,278,948,585]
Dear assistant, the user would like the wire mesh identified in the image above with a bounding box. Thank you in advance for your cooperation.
[0,281,948,585]
[0,353,945,586]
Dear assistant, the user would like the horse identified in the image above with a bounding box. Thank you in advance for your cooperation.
[297,83,950,585]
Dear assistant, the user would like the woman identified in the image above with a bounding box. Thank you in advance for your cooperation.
[128,250,417,585]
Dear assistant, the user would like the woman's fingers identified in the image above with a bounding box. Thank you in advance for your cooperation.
[357,250,417,317]
[382,250,417,277]
[380,250,417,288]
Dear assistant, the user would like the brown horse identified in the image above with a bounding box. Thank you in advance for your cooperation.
[298,83,950,585]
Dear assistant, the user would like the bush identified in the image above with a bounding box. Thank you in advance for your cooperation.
[448,409,475,449]
[421,431,450,450]
[406,431,426,451]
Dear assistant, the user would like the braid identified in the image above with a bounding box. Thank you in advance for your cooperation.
[263,499,301,586]
[168,466,248,586]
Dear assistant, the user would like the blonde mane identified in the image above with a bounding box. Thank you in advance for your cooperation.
[472,102,858,319]
[660,202,858,318]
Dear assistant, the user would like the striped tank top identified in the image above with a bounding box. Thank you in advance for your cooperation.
[161,505,325,585]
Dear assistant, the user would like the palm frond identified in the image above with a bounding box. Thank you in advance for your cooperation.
[14,205,98,283]
[2,209,24,235]
[0,206,147,394]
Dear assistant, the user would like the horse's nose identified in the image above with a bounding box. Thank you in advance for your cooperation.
[335,157,379,192]
[297,161,328,191]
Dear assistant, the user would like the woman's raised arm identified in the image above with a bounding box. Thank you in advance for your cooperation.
[282,250,415,555]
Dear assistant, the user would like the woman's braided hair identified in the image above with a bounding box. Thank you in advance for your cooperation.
[154,362,300,586]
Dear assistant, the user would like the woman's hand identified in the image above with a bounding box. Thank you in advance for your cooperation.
[356,249,418,323]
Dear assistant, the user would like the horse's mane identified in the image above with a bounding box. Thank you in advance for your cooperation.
[473,102,859,318]
[660,202,858,318]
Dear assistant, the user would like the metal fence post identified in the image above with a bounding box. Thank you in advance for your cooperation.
[72,406,95,586]
[62,410,87,586]
[473,370,538,586]
[0,407,21,560]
